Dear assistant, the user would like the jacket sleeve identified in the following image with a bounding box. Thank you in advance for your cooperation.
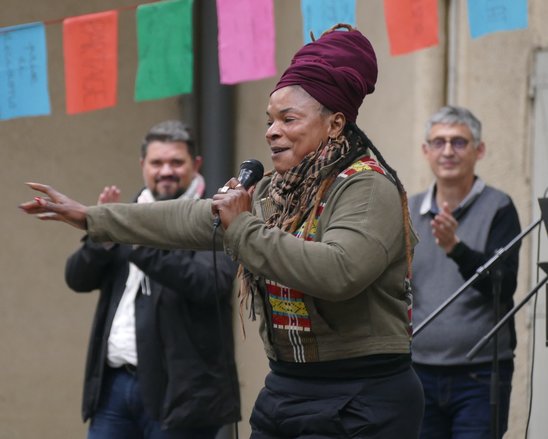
[65,236,119,292]
[448,200,521,302]
[223,171,406,302]
[128,247,237,305]
[85,173,406,302]
[87,198,219,250]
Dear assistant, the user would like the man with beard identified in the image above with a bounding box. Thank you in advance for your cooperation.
[65,120,240,438]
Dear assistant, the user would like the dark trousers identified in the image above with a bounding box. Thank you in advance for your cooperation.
[414,362,513,439]
[87,367,220,439]
[250,366,424,439]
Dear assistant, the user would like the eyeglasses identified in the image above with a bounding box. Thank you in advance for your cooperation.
[426,136,471,151]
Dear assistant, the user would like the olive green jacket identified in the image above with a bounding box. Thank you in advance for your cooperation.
[87,167,412,362]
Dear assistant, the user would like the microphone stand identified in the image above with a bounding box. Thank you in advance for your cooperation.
[490,268,502,439]
[413,196,548,439]
[467,269,548,439]
[413,218,541,337]
[467,271,548,361]
[465,198,548,439]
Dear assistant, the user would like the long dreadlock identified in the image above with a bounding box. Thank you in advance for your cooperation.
[301,122,414,280]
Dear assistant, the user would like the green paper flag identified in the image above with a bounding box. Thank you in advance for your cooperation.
[135,0,193,101]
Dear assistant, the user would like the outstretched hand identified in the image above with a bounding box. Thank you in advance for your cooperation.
[19,182,89,230]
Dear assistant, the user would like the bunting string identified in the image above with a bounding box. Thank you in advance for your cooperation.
[0,0,529,121]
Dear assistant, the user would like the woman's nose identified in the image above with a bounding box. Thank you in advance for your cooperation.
[266,122,280,141]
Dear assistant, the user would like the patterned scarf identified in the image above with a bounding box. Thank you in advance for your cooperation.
[265,135,352,231]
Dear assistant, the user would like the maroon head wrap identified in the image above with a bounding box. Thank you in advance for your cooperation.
[272,26,378,123]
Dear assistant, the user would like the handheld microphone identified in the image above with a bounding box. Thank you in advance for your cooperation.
[236,159,265,190]
[213,159,264,228]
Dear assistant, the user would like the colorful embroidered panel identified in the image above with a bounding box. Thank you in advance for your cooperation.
[267,281,311,332]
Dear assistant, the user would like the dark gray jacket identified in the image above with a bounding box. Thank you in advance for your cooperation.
[65,233,240,429]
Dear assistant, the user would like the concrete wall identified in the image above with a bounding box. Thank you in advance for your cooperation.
[1,1,183,437]
[2,0,547,438]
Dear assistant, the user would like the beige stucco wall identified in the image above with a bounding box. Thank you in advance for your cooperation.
[234,1,547,439]
[1,0,547,438]
[1,1,183,437]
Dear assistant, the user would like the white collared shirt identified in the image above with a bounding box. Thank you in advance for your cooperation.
[106,263,143,367]
[106,188,156,368]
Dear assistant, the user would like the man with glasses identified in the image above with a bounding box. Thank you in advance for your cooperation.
[65,120,240,438]
[409,106,521,438]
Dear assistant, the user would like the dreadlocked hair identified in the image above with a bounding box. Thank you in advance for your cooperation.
[345,122,414,279]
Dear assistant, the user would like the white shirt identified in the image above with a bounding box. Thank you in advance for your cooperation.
[106,189,155,368]
[106,262,143,367]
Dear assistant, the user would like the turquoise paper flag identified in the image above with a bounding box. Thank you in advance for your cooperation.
[135,0,193,101]
[301,0,355,44]
[0,23,51,120]
[468,0,528,39]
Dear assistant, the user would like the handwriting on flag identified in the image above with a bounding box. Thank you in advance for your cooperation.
[301,0,355,44]
[217,0,276,85]
[468,0,528,39]
[0,23,51,120]
[63,11,118,114]
[384,0,438,56]
[135,0,194,102]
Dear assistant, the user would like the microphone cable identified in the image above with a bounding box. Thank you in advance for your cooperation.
[208,159,262,439]
[212,218,240,439]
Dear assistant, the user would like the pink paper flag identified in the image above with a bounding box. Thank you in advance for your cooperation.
[63,11,118,114]
[384,0,438,56]
[216,0,276,85]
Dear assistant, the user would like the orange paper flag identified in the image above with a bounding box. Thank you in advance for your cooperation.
[63,11,118,114]
[384,0,438,56]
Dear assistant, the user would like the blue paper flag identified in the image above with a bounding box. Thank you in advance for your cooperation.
[0,23,51,121]
[468,0,528,39]
[301,0,355,44]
